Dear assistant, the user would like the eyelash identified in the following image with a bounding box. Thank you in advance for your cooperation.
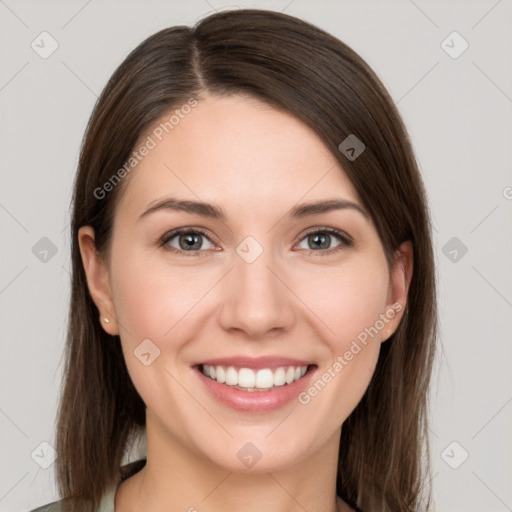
[158,227,353,258]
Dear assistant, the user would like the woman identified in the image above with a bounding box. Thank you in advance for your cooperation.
[30,7,437,512]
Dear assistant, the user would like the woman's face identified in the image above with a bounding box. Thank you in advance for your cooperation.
[80,93,411,473]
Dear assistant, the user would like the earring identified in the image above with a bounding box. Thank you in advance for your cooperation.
[102,317,110,324]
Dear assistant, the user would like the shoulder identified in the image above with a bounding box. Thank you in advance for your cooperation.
[27,459,146,512]
[27,500,63,512]
[27,491,114,512]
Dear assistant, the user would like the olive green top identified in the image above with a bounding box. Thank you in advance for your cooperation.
[28,459,147,512]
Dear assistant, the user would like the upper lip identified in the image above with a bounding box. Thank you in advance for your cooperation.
[193,356,315,371]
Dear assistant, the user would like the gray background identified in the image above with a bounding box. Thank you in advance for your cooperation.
[1,1,511,511]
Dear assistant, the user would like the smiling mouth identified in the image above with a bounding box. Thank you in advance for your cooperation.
[198,363,316,392]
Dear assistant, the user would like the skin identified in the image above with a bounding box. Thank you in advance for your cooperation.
[79,93,412,512]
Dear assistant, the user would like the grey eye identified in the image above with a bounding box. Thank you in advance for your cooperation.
[297,231,343,251]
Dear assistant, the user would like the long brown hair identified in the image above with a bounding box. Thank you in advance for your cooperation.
[56,8,437,511]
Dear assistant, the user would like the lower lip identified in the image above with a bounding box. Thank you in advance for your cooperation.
[194,365,317,413]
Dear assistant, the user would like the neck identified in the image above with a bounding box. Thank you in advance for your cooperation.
[116,416,345,512]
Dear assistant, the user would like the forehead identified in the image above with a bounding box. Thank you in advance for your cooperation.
[117,94,360,219]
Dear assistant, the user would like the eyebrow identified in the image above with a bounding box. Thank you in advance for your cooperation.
[139,197,369,221]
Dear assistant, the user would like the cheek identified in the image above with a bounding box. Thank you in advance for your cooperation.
[294,257,390,345]
[294,266,388,423]
[109,247,218,341]
[108,249,205,411]
[293,256,389,411]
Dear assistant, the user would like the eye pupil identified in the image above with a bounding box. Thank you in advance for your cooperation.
[309,233,330,250]
[179,233,202,250]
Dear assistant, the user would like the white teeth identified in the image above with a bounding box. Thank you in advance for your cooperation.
[201,364,309,391]
[273,367,285,386]
[216,366,226,384]
[238,368,255,388]
[225,367,238,386]
[255,369,274,389]
[285,367,295,384]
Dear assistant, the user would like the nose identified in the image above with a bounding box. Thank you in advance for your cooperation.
[217,243,296,339]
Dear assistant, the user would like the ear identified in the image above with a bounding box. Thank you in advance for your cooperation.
[78,226,119,335]
[382,240,413,342]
